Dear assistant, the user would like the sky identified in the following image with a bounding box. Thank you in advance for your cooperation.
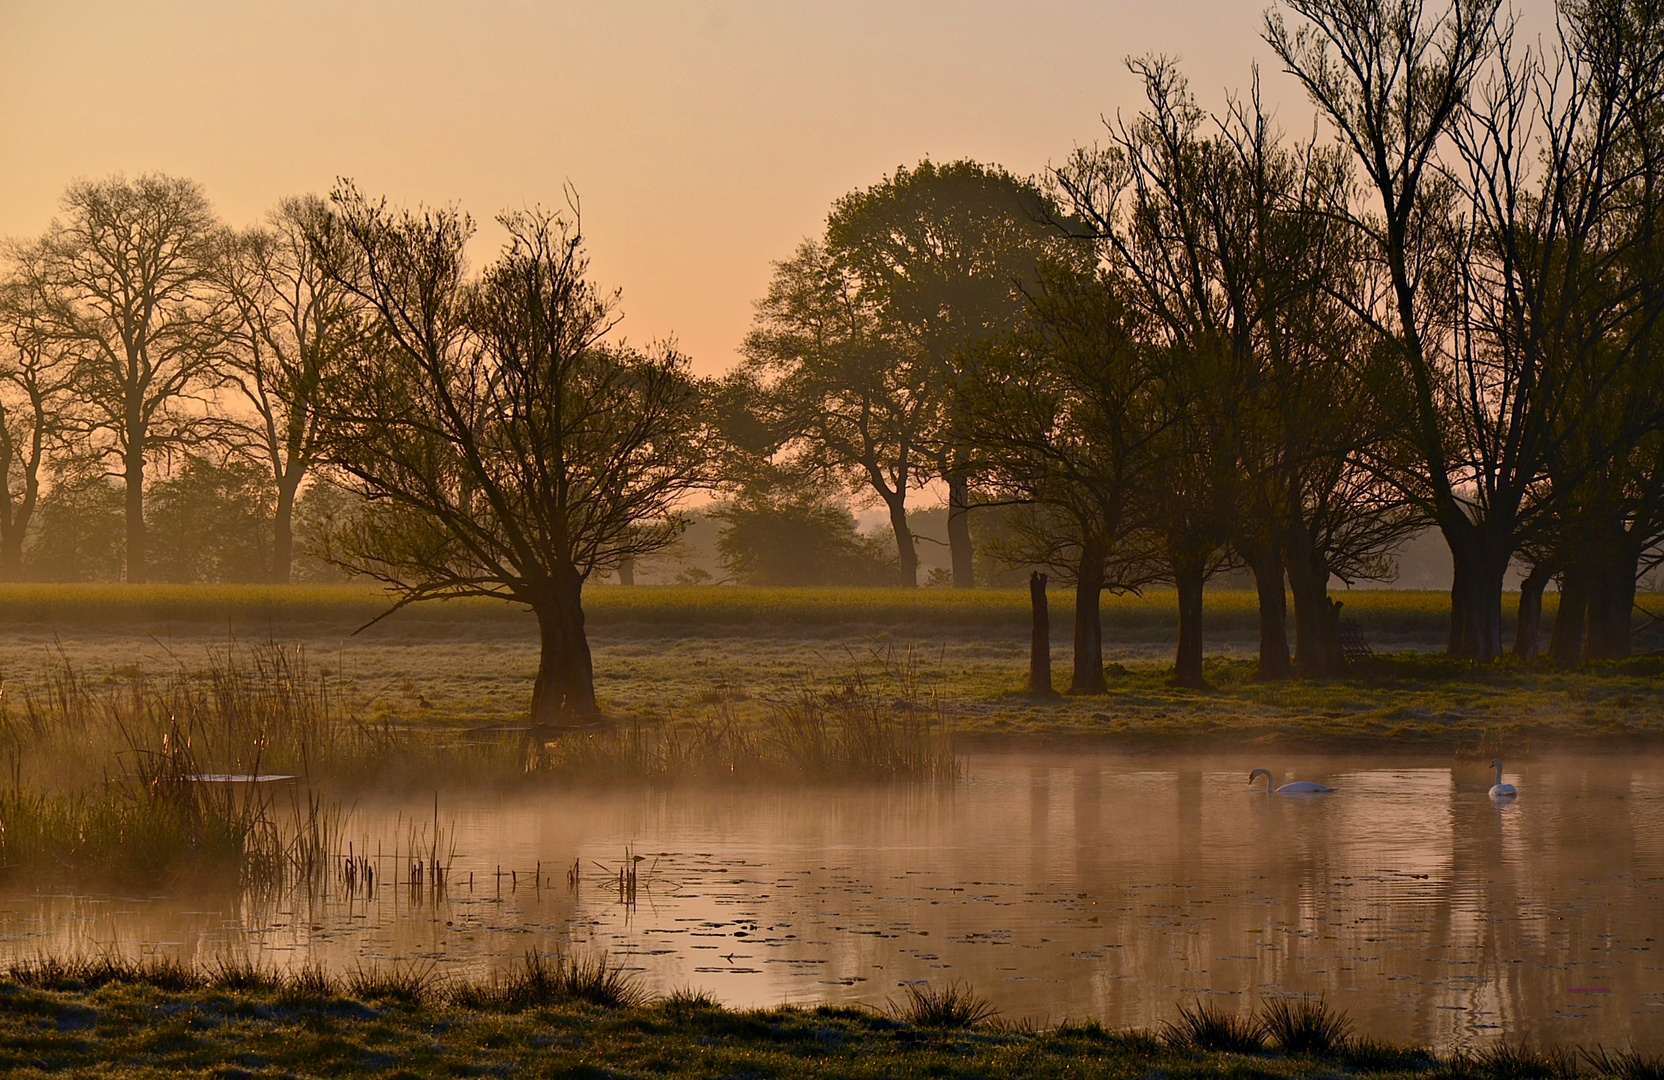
[0,0,1555,377]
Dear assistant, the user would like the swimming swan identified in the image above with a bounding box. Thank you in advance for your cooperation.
[1248,768,1333,794]
[1488,759,1517,798]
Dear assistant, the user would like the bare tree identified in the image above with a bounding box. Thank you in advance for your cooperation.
[0,251,76,579]
[218,195,363,583]
[1267,0,1511,659]
[28,174,227,583]
[318,186,715,725]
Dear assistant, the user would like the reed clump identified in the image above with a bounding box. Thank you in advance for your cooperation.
[889,981,999,1028]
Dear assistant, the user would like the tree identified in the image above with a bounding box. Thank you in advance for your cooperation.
[318,187,715,726]
[218,195,363,583]
[713,476,891,586]
[1267,0,1512,660]
[0,250,76,580]
[825,160,1061,587]
[743,241,939,585]
[965,263,1170,693]
[26,468,125,582]
[145,454,274,583]
[27,174,227,584]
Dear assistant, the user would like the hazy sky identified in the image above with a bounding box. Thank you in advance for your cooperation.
[0,1,1553,375]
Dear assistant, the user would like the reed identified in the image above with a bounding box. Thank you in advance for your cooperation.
[889,981,999,1028]
[449,949,648,1010]
[1256,994,1352,1054]
[1160,999,1265,1053]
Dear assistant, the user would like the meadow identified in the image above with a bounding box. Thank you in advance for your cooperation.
[0,582,1656,754]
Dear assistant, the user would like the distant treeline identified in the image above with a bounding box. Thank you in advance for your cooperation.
[2,1,1662,721]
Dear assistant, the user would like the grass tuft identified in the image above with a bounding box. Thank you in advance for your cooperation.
[656,987,723,1016]
[888,981,998,1028]
[345,964,440,1005]
[1583,1046,1664,1080]
[1161,999,1264,1053]
[1256,994,1352,1055]
[453,950,647,1010]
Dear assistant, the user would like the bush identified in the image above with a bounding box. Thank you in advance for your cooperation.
[714,488,892,586]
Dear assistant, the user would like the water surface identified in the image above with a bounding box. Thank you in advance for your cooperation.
[3,752,1661,1051]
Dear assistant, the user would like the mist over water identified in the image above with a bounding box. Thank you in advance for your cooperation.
[3,751,1659,1052]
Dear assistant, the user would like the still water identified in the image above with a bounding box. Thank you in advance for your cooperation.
[3,752,1662,1051]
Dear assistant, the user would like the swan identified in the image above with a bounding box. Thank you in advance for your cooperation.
[1248,768,1333,794]
[1488,758,1517,798]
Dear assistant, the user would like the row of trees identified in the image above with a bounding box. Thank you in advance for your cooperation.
[726,0,1664,688]
[4,0,1661,722]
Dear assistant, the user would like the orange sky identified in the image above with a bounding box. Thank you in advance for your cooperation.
[0,1,1554,376]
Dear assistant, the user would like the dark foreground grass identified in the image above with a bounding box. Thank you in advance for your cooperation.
[1,958,1660,1080]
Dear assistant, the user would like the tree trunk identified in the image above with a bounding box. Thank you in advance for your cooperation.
[1029,571,1052,695]
[1244,541,1291,680]
[0,530,23,582]
[124,445,146,585]
[617,555,636,587]
[947,471,974,588]
[1173,556,1206,689]
[1070,539,1106,694]
[887,499,918,587]
[271,477,299,585]
[1286,552,1345,678]
[1444,525,1510,662]
[1512,561,1556,662]
[1584,548,1638,661]
[1549,564,1591,667]
[530,569,599,725]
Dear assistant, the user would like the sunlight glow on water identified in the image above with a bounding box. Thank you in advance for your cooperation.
[2,752,1661,1051]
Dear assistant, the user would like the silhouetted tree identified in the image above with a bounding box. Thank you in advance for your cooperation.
[743,240,938,585]
[0,250,76,580]
[24,174,227,584]
[825,160,1060,586]
[318,187,715,725]
[218,195,363,583]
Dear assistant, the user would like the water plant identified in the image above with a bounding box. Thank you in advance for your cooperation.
[889,981,999,1028]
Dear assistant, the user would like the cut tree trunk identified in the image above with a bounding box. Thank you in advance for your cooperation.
[1029,571,1052,695]
[1512,561,1556,662]
[617,556,636,587]
[530,570,599,725]
[947,471,974,588]
[1244,541,1291,680]
[1173,557,1206,689]
[1070,540,1106,694]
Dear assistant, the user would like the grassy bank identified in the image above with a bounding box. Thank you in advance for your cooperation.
[3,955,1657,1080]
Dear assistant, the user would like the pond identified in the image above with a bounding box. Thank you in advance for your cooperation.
[3,751,1662,1052]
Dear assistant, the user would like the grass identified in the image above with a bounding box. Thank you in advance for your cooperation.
[0,584,1659,766]
[0,958,1657,1079]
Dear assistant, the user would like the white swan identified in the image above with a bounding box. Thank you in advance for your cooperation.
[1488,758,1517,798]
[1248,768,1333,794]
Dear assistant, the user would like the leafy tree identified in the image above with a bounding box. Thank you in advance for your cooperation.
[317,187,716,725]
[713,479,891,586]
[146,454,273,583]
[825,160,1061,586]
[743,240,938,585]
[26,470,124,582]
